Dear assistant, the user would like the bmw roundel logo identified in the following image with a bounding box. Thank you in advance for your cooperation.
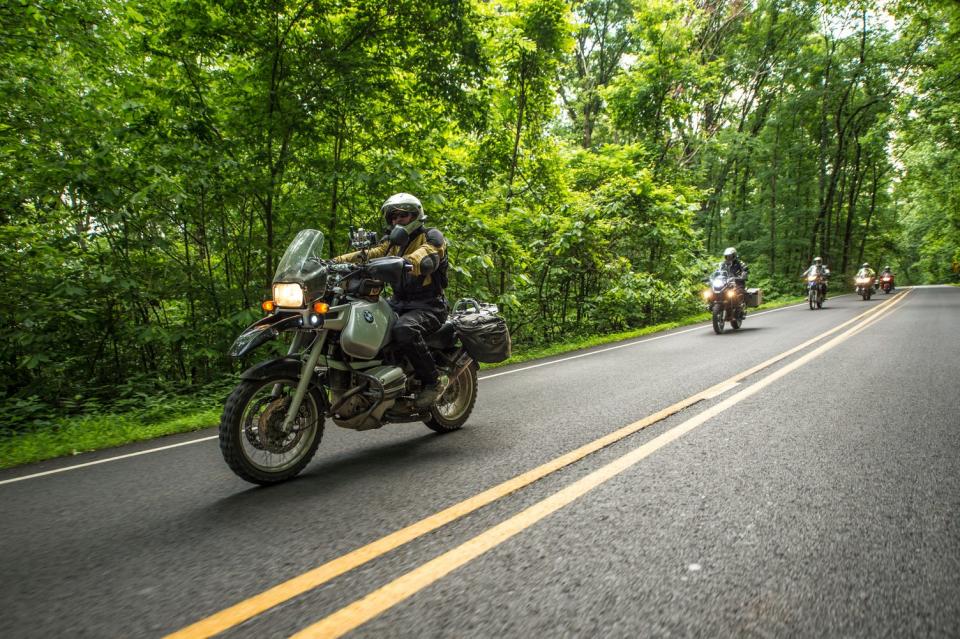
[363,311,375,323]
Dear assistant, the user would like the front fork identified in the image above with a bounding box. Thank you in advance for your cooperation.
[281,331,328,432]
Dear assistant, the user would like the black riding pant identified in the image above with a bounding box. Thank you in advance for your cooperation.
[391,307,445,386]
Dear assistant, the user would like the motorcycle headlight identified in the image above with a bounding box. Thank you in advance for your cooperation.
[808,275,817,282]
[702,290,712,300]
[726,289,736,299]
[273,282,305,308]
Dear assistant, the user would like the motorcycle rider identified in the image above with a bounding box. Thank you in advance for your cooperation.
[333,193,450,409]
[802,256,831,299]
[719,246,749,285]
[856,262,876,288]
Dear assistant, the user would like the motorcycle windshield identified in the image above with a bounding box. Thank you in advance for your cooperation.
[711,271,727,289]
[273,229,326,283]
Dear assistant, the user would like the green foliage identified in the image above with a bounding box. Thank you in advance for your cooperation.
[0,0,954,450]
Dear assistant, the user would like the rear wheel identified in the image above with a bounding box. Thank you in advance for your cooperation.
[424,363,478,433]
[712,309,725,334]
[219,377,324,485]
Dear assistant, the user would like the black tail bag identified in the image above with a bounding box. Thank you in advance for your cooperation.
[450,300,512,363]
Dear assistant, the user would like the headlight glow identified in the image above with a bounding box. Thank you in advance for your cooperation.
[726,289,736,299]
[702,290,712,300]
[273,282,305,308]
[808,275,818,282]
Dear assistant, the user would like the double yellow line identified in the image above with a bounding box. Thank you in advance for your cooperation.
[167,291,911,639]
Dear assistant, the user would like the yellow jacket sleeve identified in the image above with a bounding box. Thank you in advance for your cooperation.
[333,241,390,264]
[404,235,445,278]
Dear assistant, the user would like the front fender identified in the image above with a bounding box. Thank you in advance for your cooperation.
[239,357,330,412]
[240,356,307,382]
[229,314,301,358]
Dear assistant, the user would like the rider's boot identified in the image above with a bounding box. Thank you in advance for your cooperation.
[415,374,449,409]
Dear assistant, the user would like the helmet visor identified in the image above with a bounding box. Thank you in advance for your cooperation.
[385,203,419,222]
[387,209,415,223]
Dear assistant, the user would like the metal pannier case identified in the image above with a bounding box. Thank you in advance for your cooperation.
[745,288,763,308]
[450,299,512,363]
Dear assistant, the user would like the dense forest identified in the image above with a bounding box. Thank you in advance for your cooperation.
[2,0,958,426]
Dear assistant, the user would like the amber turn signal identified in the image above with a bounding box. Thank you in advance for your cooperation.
[261,300,276,313]
[312,301,329,314]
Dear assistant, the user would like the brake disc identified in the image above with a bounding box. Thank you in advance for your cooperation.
[256,398,301,454]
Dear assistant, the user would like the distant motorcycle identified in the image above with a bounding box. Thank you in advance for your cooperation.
[703,269,746,334]
[855,275,875,301]
[879,273,895,293]
[219,228,510,485]
[806,273,825,309]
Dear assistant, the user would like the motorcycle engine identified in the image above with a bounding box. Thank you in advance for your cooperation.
[331,366,407,431]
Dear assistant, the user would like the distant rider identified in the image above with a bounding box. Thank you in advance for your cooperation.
[802,256,831,299]
[856,262,876,285]
[333,193,450,409]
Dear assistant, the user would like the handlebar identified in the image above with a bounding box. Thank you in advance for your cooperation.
[327,262,356,274]
[328,259,413,274]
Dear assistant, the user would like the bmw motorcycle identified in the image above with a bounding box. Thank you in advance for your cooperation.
[219,228,488,485]
[703,269,746,334]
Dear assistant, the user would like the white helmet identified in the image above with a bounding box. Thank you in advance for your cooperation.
[381,193,424,226]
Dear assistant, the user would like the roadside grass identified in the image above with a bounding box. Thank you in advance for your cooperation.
[0,406,223,470]
[0,295,805,470]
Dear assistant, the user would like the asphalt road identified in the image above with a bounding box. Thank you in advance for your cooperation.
[2,286,958,638]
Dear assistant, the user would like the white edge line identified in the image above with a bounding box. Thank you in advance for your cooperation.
[0,435,219,485]
[0,298,826,485]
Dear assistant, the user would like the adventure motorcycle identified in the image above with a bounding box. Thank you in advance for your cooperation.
[806,273,826,310]
[703,269,746,334]
[855,275,875,300]
[879,273,895,293]
[219,228,508,485]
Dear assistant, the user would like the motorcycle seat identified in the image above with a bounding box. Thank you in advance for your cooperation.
[425,320,457,349]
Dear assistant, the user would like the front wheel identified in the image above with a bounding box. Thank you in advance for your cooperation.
[808,289,816,310]
[424,362,479,433]
[219,377,325,485]
[712,309,725,334]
